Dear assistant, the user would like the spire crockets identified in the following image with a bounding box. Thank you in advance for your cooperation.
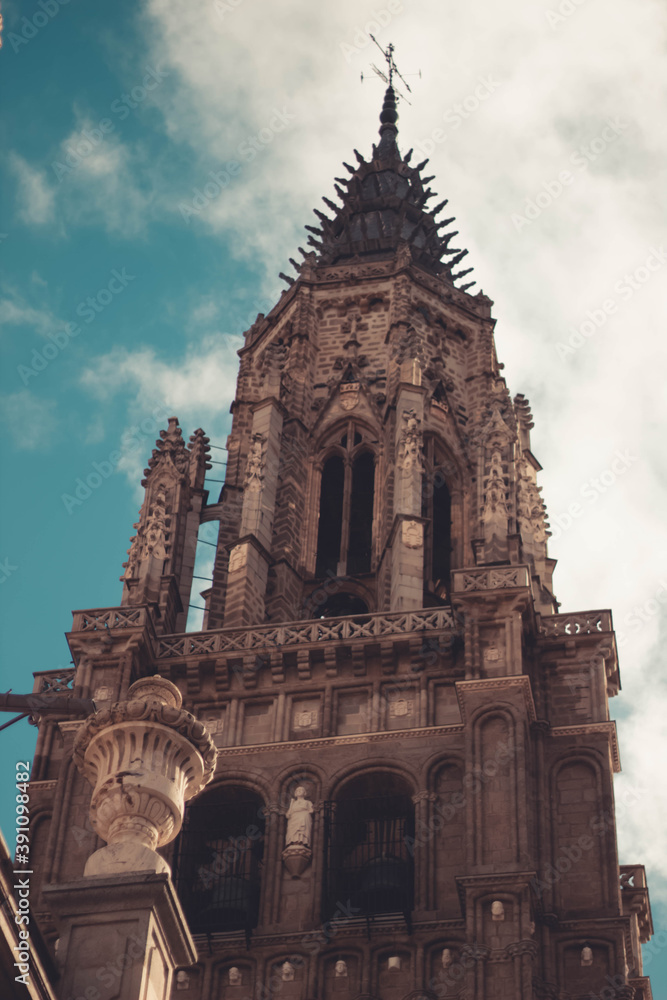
[291,65,475,291]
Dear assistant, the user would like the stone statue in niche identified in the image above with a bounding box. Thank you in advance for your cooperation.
[491,900,505,921]
[282,786,314,877]
[334,960,348,978]
[228,968,242,986]
[441,949,452,969]
[285,787,314,847]
[281,962,295,982]
[581,946,593,967]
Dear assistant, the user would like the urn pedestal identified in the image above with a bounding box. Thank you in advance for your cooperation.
[73,675,216,876]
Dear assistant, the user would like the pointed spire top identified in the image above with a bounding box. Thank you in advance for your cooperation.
[377,85,399,158]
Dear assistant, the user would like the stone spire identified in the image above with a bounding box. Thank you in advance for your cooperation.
[293,84,475,290]
[121,418,211,633]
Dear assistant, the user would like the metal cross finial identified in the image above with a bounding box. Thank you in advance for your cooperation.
[361,36,419,105]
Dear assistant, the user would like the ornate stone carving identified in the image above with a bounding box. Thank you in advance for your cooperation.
[73,675,216,877]
[390,698,413,718]
[244,434,266,492]
[401,519,423,549]
[281,962,295,982]
[229,968,242,986]
[398,409,422,473]
[121,483,170,580]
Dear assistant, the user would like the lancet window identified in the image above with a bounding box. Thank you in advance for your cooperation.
[315,424,376,578]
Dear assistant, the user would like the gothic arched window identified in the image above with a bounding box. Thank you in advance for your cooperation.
[174,786,265,936]
[315,425,376,578]
[323,772,415,927]
[422,439,453,599]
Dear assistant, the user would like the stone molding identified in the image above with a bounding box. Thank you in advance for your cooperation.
[550,721,621,773]
[210,723,465,759]
[455,676,538,723]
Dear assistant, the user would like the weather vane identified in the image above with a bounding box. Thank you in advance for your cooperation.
[361,37,421,105]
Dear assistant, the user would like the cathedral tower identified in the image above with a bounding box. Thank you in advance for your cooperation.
[26,83,653,1000]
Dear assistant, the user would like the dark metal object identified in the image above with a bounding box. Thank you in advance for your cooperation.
[0,692,97,717]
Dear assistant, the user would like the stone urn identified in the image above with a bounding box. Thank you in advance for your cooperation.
[73,675,216,877]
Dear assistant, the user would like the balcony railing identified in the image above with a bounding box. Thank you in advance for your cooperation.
[156,607,461,660]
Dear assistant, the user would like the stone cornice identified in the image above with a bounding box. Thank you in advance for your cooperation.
[455,675,538,723]
[212,723,465,759]
[550,721,621,773]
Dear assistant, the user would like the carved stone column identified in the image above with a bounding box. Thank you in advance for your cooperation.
[45,676,217,1000]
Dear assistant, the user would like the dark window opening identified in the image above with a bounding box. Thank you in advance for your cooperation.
[316,456,344,577]
[422,440,453,600]
[323,773,414,929]
[174,787,265,937]
[314,428,376,581]
[347,452,375,575]
[315,592,369,618]
[432,476,452,592]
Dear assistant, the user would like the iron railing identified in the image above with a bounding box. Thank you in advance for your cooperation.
[173,797,265,936]
[323,795,414,930]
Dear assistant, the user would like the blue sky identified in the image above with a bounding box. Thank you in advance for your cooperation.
[1,0,666,988]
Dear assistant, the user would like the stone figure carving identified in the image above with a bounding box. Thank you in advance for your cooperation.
[491,900,505,921]
[581,946,593,967]
[441,949,452,969]
[285,786,314,847]
[281,962,295,982]
[244,433,266,492]
[399,409,422,472]
[334,960,348,978]
[229,967,242,986]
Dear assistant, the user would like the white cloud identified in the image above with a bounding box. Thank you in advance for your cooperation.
[80,331,243,497]
[0,391,57,449]
[8,152,55,225]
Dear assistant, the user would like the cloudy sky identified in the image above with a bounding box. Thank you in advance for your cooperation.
[1,0,665,985]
